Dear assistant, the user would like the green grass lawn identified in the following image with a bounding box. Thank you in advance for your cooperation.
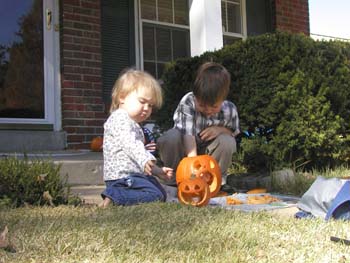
[1,202,350,263]
[1,165,350,262]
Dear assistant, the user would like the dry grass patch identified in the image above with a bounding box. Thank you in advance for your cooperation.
[1,202,350,262]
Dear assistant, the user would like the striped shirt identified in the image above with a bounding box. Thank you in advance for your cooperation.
[173,92,240,136]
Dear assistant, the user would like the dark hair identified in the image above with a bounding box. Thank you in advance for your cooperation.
[193,62,231,105]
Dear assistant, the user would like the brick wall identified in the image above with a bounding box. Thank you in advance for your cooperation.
[272,0,309,35]
[60,0,107,149]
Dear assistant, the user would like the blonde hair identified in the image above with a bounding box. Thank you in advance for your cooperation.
[110,69,163,113]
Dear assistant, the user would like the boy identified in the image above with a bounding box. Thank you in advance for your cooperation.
[157,62,240,192]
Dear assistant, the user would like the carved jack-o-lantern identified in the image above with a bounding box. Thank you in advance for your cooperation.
[177,177,210,207]
[176,155,222,197]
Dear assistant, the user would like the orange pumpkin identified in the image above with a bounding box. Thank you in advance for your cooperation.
[177,177,210,207]
[176,155,222,197]
[246,188,267,194]
[90,136,103,152]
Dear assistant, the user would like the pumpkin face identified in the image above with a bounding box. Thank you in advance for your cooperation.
[176,155,222,197]
[177,178,210,207]
[90,136,103,152]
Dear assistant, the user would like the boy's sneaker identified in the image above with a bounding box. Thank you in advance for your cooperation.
[220,184,237,195]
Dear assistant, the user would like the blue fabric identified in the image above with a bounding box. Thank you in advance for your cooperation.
[294,210,315,219]
[102,174,166,206]
[332,201,350,220]
[297,176,344,218]
[142,127,157,155]
[325,181,350,220]
[142,127,155,144]
[296,178,350,221]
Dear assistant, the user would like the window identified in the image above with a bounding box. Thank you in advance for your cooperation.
[0,1,44,119]
[0,0,59,128]
[140,0,190,79]
[221,0,246,45]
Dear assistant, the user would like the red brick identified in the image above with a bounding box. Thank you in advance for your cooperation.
[274,0,309,35]
[62,80,74,88]
[62,0,80,6]
[72,51,93,60]
[63,73,83,81]
[77,111,95,118]
[74,81,93,89]
[62,89,83,96]
[95,112,108,119]
[63,103,86,111]
[81,1,100,10]
[77,127,95,133]
[83,75,101,82]
[62,118,85,127]
[67,134,85,143]
[85,119,105,127]
[62,112,78,119]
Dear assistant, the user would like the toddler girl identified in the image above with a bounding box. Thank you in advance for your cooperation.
[99,69,173,208]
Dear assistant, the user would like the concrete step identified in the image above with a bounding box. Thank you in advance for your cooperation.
[52,151,104,186]
[70,185,104,205]
[1,150,105,205]
[0,150,177,205]
[0,150,104,186]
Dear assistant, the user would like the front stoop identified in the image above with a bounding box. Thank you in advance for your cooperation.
[0,130,67,152]
[0,150,104,186]
[0,150,105,205]
[53,151,104,185]
[1,151,300,214]
[52,151,104,205]
[70,185,105,205]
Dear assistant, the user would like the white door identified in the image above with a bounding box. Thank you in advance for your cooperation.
[0,0,60,130]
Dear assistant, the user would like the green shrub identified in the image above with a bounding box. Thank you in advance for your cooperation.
[156,32,350,170]
[238,136,275,173]
[0,157,71,207]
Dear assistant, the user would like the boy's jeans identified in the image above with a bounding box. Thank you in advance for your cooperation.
[157,128,236,185]
[102,174,166,205]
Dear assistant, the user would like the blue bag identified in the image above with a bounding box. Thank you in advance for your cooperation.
[296,176,350,220]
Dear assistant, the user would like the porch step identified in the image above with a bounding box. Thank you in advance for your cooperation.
[0,150,105,205]
[0,130,66,152]
[0,150,104,186]
[0,150,180,205]
[70,185,105,205]
[52,151,104,185]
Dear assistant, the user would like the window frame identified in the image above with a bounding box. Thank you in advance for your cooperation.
[137,0,190,79]
[0,0,60,130]
[222,0,247,42]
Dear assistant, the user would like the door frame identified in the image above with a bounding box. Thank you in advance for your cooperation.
[0,0,61,131]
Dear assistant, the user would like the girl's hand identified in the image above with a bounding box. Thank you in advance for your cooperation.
[161,167,173,179]
[144,160,155,175]
[151,166,173,181]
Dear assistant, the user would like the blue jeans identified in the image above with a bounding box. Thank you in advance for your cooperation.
[101,174,166,206]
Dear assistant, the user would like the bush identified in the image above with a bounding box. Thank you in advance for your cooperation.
[238,136,274,173]
[0,157,71,207]
[156,32,350,170]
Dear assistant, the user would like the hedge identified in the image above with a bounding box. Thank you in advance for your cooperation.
[155,32,350,170]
